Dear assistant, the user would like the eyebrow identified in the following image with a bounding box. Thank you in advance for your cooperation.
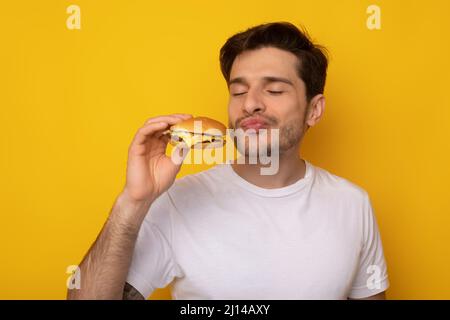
[228,76,294,87]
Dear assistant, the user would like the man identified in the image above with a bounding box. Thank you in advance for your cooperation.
[67,22,389,300]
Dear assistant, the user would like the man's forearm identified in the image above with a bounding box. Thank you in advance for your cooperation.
[67,191,152,300]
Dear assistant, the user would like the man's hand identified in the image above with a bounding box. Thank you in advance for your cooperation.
[124,114,192,206]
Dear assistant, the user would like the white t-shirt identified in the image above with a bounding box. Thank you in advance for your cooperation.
[126,160,389,299]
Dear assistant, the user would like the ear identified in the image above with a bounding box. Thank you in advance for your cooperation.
[305,94,325,128]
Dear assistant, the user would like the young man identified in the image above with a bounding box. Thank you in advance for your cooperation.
[68,22,389,300]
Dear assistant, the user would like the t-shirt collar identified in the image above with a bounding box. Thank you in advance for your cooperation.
[221,158,314,198]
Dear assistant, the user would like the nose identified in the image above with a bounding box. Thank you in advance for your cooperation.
[243,89,265,115]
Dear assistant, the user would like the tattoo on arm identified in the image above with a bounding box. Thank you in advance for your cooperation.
[122,282,145,300]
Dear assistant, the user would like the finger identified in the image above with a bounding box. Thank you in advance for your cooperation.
[131,122,169,146]
[158,133,171,144]
[163,134,171,142]
[144,114,193,126]
[155,129,171,139]
[145,115,191,125]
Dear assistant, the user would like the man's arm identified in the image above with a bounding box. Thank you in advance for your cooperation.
[67,191,152,300]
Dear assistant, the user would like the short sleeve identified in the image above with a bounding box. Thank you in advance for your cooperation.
[126,191,184,298]
[348,194,390,299]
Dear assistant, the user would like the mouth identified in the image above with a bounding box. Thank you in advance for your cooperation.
[239,117,270,132]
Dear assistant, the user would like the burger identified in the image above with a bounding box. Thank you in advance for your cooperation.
[164,116,226,149]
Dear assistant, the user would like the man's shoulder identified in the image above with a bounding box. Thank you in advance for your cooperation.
[311,163,370,203]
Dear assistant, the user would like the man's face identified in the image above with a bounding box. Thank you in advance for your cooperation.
[227,47,310,157]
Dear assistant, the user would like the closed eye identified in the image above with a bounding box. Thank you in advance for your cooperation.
[267,90,284,95]
[232,91,283,96]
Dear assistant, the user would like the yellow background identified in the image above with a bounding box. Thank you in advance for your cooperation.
[1,0,449,299]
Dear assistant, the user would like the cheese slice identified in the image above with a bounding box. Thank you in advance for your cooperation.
[170,131,224,148]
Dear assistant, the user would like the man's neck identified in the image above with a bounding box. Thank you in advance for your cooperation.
[230,147,306,189]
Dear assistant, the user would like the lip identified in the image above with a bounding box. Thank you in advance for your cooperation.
[239,117,269,130]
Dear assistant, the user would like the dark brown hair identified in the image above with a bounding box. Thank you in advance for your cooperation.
[219,22,328,102]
